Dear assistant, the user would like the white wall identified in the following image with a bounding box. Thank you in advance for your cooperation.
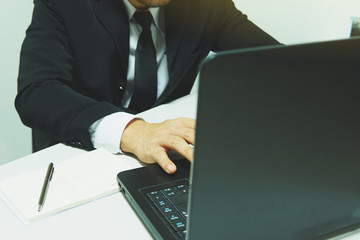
[234,0,360,44]
[0,0,359,166]
[0,0,33,166]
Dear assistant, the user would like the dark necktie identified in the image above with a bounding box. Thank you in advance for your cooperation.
[129,11,158,113]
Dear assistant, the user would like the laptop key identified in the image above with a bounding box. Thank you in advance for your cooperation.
[175,203,188,219]
[154,198,169,208]
[162,188,187,205]
[148,194,170,208]
[176,184,189,194]
[177,230,187,238]
[169,219,186,232]
[147,191,163,201]
[159,206,175,215]
[161,188,176,196]
[161,187,173,193]
[147,190,160,196]
[165,213,181,222]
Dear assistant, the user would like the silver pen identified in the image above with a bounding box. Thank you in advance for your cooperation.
[38,162,55,212]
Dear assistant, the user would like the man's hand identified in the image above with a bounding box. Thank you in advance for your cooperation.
[120,117,196,174]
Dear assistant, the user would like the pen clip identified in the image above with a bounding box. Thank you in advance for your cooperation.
[49,165,54,181]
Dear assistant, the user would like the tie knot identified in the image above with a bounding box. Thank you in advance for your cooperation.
[133,11,153,30]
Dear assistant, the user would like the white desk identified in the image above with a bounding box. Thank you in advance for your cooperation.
[1,93,360,240]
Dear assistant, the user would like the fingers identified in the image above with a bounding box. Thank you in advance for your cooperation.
[166,124,195,145]
[164,118,196,145]
[150,119,195,173]
[153,149,177,174]
[164,135,194,161]
[120,117,196,174]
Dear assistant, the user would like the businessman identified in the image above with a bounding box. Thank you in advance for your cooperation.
[16,0,279,173]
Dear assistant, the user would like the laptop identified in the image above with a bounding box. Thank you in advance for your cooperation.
[117,37,360,240]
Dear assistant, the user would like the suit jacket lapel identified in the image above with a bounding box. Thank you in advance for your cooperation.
[164,0,190,74]
[153,0,191,105]
[92,0,129,76]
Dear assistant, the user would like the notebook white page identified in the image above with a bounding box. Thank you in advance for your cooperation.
[0,148,133,223]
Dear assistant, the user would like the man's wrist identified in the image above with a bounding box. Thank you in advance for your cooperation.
[120,118,146,154]
[89,112,137,154]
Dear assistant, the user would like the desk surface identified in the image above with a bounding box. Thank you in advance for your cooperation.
[1,93,360,240]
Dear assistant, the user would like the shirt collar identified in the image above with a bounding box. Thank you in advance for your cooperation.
[122,0,164,34]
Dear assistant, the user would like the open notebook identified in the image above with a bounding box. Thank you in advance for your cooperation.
[0,148,133,223]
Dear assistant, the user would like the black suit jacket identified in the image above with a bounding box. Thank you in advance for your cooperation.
[15,0,279,152]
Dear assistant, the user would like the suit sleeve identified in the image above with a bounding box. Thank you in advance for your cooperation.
[212,0,280,51]
[15,0,120,150]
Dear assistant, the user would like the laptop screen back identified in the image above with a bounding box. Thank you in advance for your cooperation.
[188,37,360,240]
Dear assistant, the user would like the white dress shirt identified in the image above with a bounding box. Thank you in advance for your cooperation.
[89,0,169,153]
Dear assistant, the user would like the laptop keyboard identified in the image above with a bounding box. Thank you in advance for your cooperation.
[144,181,189,239]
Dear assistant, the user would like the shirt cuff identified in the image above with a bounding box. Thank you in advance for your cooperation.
[89,112,137,154]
